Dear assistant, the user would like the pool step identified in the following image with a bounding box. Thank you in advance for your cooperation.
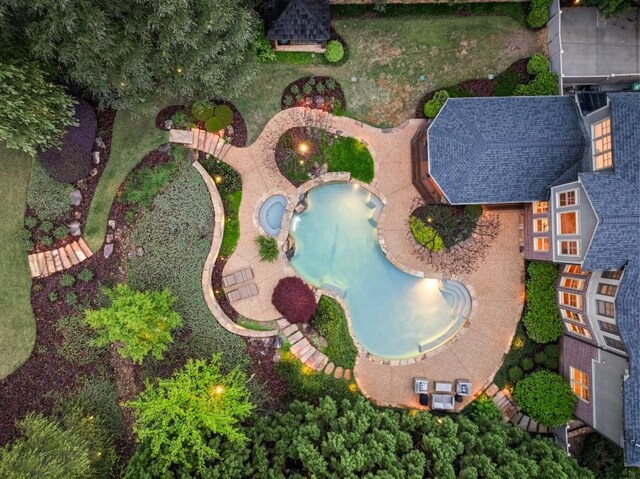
[320,282,346,298]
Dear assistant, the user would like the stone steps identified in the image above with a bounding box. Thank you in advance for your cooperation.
[28,239,94,278]
[490,383,551,435]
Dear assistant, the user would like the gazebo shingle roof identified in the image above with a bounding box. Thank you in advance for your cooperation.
[265,0,331,43]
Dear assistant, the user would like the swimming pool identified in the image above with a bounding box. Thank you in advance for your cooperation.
[259,194,287,237]
[289,182,471,359]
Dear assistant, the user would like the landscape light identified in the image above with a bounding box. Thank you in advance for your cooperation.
[214,175,223,184]
[298,142,309,154]
[176,67,183,73]
[436,418,444,425]
[214,385,224,395]
[427,217,432,223]
[298,159,304,165]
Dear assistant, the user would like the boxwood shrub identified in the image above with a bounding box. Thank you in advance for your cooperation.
[527,0,553,28]
[423,90,449,119]
[527,54,550,76]
[205,117,224,133]
[214,105,234,128]
[324,40,345,63]
[514,71,559,96]
[523,261,562,343]
[191,100,214,121]
[514,370,576,427]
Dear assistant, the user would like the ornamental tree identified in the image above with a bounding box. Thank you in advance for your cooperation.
[514,370,577,427]
[85,284,182,364]
[0,62,77,156]
[272,276,317,324]
[127,355,254,476]
[2,0,259,110]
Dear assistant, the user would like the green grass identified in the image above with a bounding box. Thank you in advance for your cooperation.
[0,146,36,379]
[326,136,374,183]
[236,318,278,332]
[273,51,327,65]
[220,189,241,258]
[311,296,358,369]
[230,16,541,142]
[84,104,167,251]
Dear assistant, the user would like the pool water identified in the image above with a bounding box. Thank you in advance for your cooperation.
[289,183,471,359]
[259,194,287,237]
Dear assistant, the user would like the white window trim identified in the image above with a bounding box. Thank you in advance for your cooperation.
[533,237,550,252]
[559,291,583,309]
[556,211,581,236]
[561,308,585,324]
[560,277,585,291]
[566,322,592,340]
[557,239,580,257]
[533,218,549,233]
[556,188,579,208]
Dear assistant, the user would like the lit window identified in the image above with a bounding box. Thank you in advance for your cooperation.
[561,277,585,291]
[561,308,584,323]
[533,201,549,214]
[533,218,549,233]
[558,212,578,235]
[596,299,615,318]
[602,270,623,280]
[564,264,587,275]
[559,240,579,256]
[597,283,618,297]
[534,237,550,252]
[560,291,582,309]
[592,118,613,170]
[598,320,619,335]
[558,190,578,207]
[570,367,590,402]
[566,322,592,339]
[604,336,625,352]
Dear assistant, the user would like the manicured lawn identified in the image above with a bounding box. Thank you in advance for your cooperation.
[326,136,373,183]
[231,15,542,142]
[0,146,36,379]
[84,105,168,251]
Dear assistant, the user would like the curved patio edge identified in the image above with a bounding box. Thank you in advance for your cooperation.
[193,161,278,338]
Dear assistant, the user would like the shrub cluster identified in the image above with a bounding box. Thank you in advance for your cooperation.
[191,100,234,132]
[527,54,550,76]
[311,296,357,369]
[26,160,73,221]
[423,90,449,118]
[324,40,345,63]
[523,261,563,343]
[514,71,559,96]
[527,0,553,28]
[514,370,576,427]
[272,277,317,324]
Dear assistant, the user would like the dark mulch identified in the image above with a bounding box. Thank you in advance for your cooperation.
[281,76,346,113]
[211,257,239,321]
[155,101,247,147]
[415,58,532,118]
[245,340,288,412]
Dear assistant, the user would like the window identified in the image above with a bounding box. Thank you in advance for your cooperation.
[570,367,590,402]
[561,277,585,290]
[564,264,587,275]
[533,218,549,233]
[558,190,578,207]
[596,299,615,318]
[592,118,613,170]
[559,240,579,256]
[597,283,618,297]
[558,212,578,235]
[534,237,550,252]
[566,322,592,339]
[602,270,623,280]
[598,320,619,335]
[560,292,582,309]
[561,308,584,323]
[533,201,549,214]
[604,336,625,352]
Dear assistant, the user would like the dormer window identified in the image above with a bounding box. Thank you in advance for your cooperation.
[592,118,612,170]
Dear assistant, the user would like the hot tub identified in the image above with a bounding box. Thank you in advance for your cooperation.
[259,194,287,237]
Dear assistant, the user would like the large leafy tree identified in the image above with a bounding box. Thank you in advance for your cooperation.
[0,62,76,156]
[85,284,182,364]
[2,0,259,109]
[127,355,254,476]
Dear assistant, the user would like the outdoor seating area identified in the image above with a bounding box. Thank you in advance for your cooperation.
[413,377,472,411]
[222,267,259,303]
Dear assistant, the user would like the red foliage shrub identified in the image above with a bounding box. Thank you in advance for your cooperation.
[272,277,317,324]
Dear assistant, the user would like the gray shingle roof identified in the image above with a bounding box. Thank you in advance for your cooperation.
[265,0,331,43]
[427,96,588,204]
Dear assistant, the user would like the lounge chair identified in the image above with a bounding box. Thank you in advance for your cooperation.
[227,282,259,303]
[434,381,453,393]
[222,267,254,289]
[413,377,429,394]
[456,379,472,397]
[431,394,455,411]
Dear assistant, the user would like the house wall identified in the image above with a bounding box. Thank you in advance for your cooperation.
[586,270,627,356]
[561,335,598,426]
[523,203,553,261]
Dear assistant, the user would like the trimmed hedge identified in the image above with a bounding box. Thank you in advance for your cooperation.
[523,261,562,344]
[214,105,234,128]
[423,90,449,118]
[514,370,576,427]
[527,0,553,28]
[527,54,550,76]
[311,296,357,369]
[514,71,558,96]
[324,40,345,63]
[272,277,317,324]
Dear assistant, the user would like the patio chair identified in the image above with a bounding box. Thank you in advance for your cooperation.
[431,394,455,411]
[222,267,254,289]
[419,394,429,407]
[413,377,429,394]
[434,381,453,393]
[227,282,259,303]
[455,379,472,397]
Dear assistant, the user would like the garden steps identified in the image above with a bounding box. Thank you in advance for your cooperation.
[282,324,298,337]
[27,239,93,278]
[287,330,304,345]
[334,366,344,379]
[203,132,214,153]
[489,384,552,435]
[324,362,335,375]
[298,346,317,364]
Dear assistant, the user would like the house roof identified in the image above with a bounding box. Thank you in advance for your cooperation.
[265,0,331,43]
[427,96,588,204]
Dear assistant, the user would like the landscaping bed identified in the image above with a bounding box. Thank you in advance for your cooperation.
[275,127,373,186]
[410,204,483,252]
[280,76,346,114]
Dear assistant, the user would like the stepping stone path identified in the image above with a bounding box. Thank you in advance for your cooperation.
[27,238,93,278]
[276,318,353,381]
[486,383,550,435]
[170,128,233,161]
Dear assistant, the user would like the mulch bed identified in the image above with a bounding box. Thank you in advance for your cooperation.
[415,58,532,118]
[155,101,248,147]
[281,76,346,113]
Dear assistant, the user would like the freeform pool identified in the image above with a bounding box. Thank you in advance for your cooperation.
[259,194,287,237]
[289,182,471,359]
